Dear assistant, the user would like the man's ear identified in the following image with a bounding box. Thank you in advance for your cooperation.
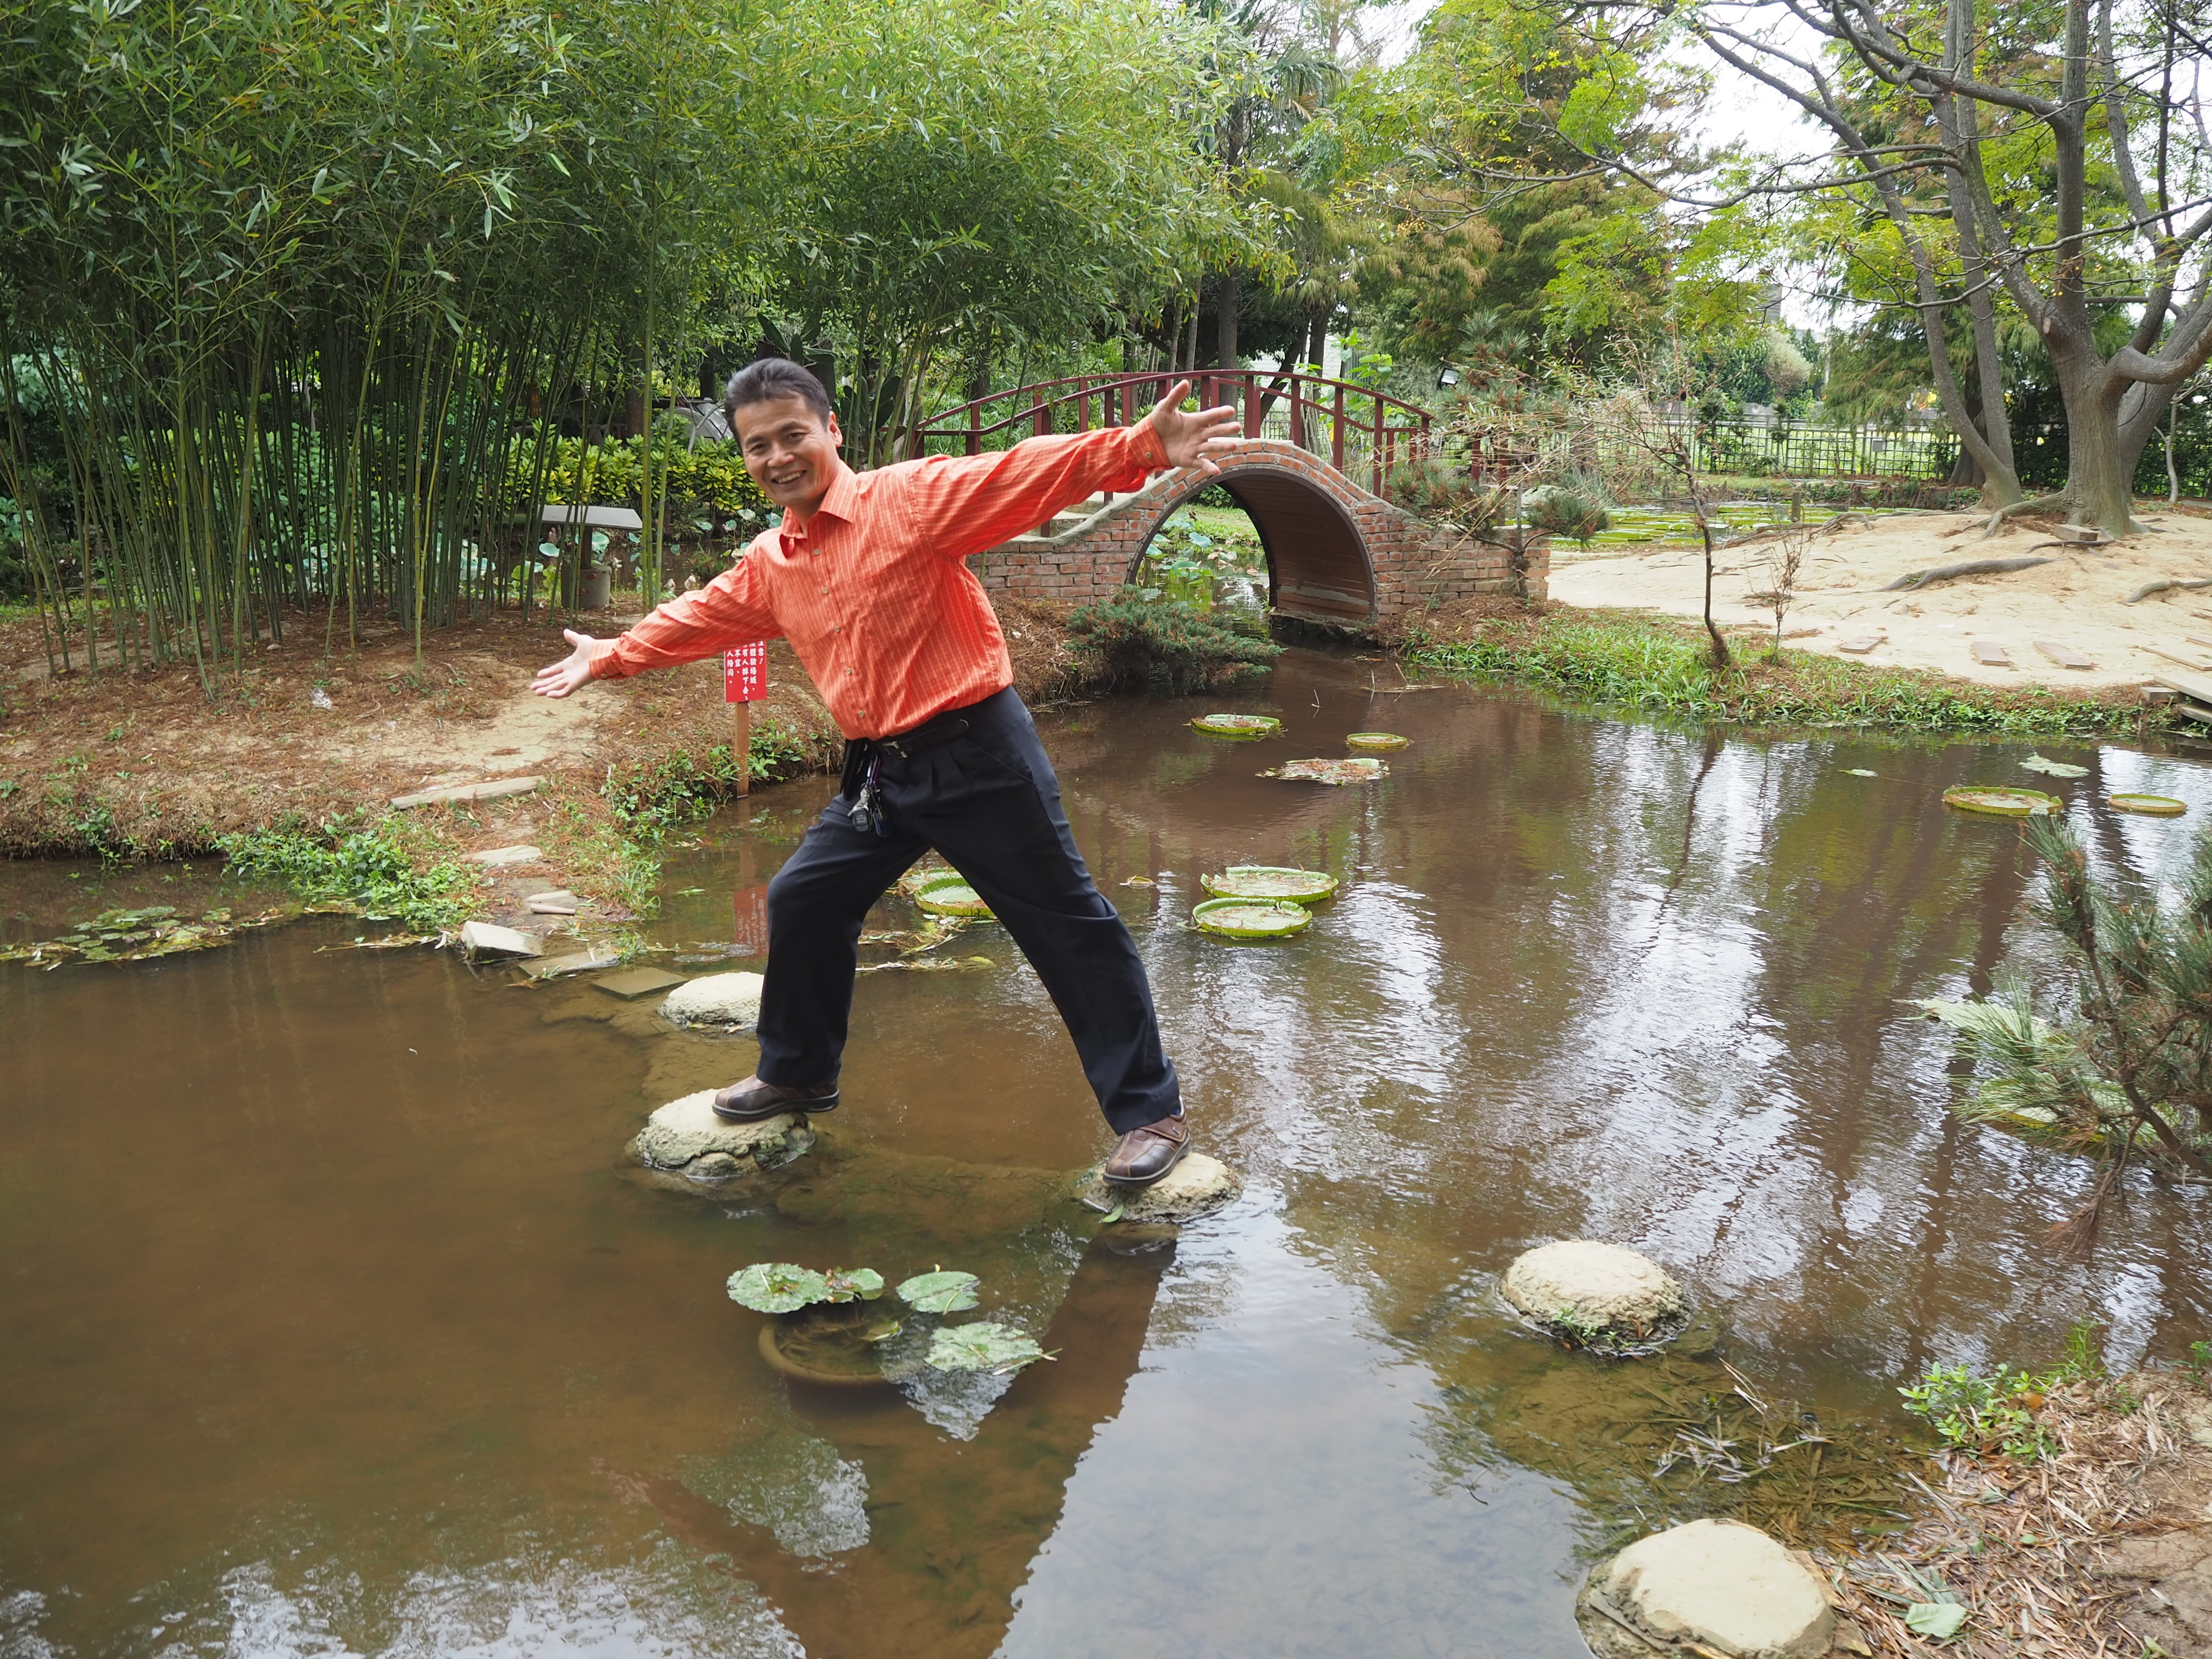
[824,412,843,449]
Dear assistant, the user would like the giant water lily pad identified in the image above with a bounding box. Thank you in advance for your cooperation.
[1192,896,1312,941]
[1943,786,2062,817]
[1190,713,1281,739]
[896,1269,981,1313]
[2111,793,2187,816]
[727,1263,833,1314]
[1263,757,1387,786]
[757,1302,911,1388]
[1200,866,1338,904]
[912,869,994,919]
[1344,732,1409,752]
[926,1322,1050,1375]
[2019,754,2091,778]
[0,903,296,967]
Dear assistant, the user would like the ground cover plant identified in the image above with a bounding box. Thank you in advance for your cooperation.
[217,818,481,932]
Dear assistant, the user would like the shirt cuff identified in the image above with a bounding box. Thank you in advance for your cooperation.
[586,638,631,681]
[1128,419,1170,471]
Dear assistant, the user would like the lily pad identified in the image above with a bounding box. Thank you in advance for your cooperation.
[1199,866,1338,904]
[1192,896,1313,941]
[1190,713,1281,739]
[726,1262,832,1314]
[1262,757,1387,786]
[912,869,994,919]
[926,1321,1050,1375]
[2111,793,2187,816]
[1942,786,2062,817]
[2019,753,2091,778]
[895,1269,981,1313]
[1344,732,1409,751]
[822,1267,884,1302]
[1904,1601,1968,1640]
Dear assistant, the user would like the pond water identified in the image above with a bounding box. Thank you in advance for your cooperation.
[6,647,2212,1658]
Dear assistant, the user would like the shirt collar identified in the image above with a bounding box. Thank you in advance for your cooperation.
[779,460,862,543]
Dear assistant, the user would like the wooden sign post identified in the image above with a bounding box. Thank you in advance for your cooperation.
[722,642,768,797]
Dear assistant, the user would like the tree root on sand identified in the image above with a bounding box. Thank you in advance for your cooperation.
[1876,555,2056,592]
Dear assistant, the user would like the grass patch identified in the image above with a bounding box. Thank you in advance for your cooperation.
[605,715,817,838]
[218,817,481,930]
[1406,607,2162,737]
[1064,597,1283,694]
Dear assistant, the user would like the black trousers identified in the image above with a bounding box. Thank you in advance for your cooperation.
[755,687,1181,1133]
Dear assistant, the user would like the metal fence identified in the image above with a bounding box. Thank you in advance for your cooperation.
[1674,419,1959,481]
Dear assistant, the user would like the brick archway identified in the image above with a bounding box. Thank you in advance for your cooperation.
[965,439,1544,628]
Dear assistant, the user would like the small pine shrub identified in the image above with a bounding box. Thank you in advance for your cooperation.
[1064,597,1283,693]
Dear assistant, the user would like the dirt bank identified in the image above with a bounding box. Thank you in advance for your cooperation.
[1550,505,2212,691]
[0,593,1101,924]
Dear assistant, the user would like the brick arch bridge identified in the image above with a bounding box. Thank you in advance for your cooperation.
[914,373,1548,630]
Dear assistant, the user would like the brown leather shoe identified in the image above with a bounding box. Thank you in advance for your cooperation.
[712,1075,840,1123]
[1103,1112,1189,1187]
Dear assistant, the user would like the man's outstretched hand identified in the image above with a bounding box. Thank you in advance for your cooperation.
[532,629,600,698]
[1145,380,1242,474]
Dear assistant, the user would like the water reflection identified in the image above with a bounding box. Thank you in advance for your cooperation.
[5,649,2212,1655]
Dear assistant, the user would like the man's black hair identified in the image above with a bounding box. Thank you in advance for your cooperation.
[725,357,834,428]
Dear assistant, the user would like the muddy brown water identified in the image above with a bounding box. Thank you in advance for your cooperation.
[6,646,2212,1657]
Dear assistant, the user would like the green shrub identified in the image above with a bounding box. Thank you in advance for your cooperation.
[605,717,820,837]
[1523,483,1611,546]
[1899,1364,2056,1459]
[1065,597,1282,692]
[218,819,478,931]
[518,432,774,523]
[1384,456,1505,529]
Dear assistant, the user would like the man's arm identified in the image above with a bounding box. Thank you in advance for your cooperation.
[531,545,781,697]
[906,382,1239,564]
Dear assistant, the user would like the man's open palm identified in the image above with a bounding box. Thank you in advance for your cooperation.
[1147,381,1242,474]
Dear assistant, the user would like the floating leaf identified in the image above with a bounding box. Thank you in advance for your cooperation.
[2111,793,2187,816]
[896,1269,981,1313]
[863,1318,903,1343]
[1199,866,1338,904]
[726,1262,831,1314]
[2019,754,2090,778]
[823,1267,885,1303]
[1942,786,2061,817]
[1262,757,1387,786]
[912,869,993,919]
[1844,768,1879,777]
[1904,1601,1968,1640]
[1192,897,1312,940]
[926,1321,1050,1375]
[1190,713,1280,739]
[1344,731,1409,751]
[1099,1201,1126,1224]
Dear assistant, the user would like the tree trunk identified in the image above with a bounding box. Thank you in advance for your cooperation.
[2057,355,2140,533]
[1216,271,1240,370]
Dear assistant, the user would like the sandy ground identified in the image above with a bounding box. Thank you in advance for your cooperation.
[1548,507,2212,690]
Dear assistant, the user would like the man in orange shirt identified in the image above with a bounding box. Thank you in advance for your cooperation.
[533,359,1241,1185]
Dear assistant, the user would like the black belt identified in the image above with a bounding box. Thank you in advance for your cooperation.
[838,712,974,835]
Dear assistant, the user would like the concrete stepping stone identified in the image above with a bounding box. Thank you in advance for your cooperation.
[524,890,579,914]
[1835,636,1882,654]
[1070,1152,1241,1224]
[520,945,620,978]
[1583,1519,1836,1659]
[391,776,542,809]
[661,971,764,1029]
[1501,1240,1686,1350]
[2034,640,2093,669]
[466,844,543,867]
[627,1089,815,1179]
[1971,639,2014,666]
[458,920,542,958]
[594,966,686,1000]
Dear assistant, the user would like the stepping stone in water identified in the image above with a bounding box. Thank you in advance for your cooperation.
[1070,1153,1242,1225]
[524,890,578,914]
[593,966,686,1000]
[520,945,621,978]
[459,920,542,958]
[628,1089,815,1179]
[2034,640,2094,669]
[1501,1239,1687,1351]
[1972,639,2013,666]
[391,776,542,809]
[466,844,543,867]
[1583,1519,1835,1659]
[661,971,764,1028]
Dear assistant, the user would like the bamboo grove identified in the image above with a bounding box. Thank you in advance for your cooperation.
[0,0,1220,679]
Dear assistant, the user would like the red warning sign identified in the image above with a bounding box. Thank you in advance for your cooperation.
[722,641,767,702]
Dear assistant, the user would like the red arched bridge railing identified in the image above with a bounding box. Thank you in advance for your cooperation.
[910,371,1433,497]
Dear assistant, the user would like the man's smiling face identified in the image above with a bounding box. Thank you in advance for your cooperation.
[734,394,844,519]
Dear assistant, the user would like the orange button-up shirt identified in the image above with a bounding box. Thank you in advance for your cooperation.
[588,421,1169,738]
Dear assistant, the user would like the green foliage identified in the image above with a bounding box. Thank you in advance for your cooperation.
[218,819,478,931]
[1064,596,1284,694]
[822,1268,885,1303]
[1522,483,1611,546]
[2188,1340,2212,1387]
[1384,457,1507,529]
[726,1263,834,1315]
[529,432,773,522]
[1899,1364,2056,1460]
[1411,619,2154,738]
[604,720,820,837]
